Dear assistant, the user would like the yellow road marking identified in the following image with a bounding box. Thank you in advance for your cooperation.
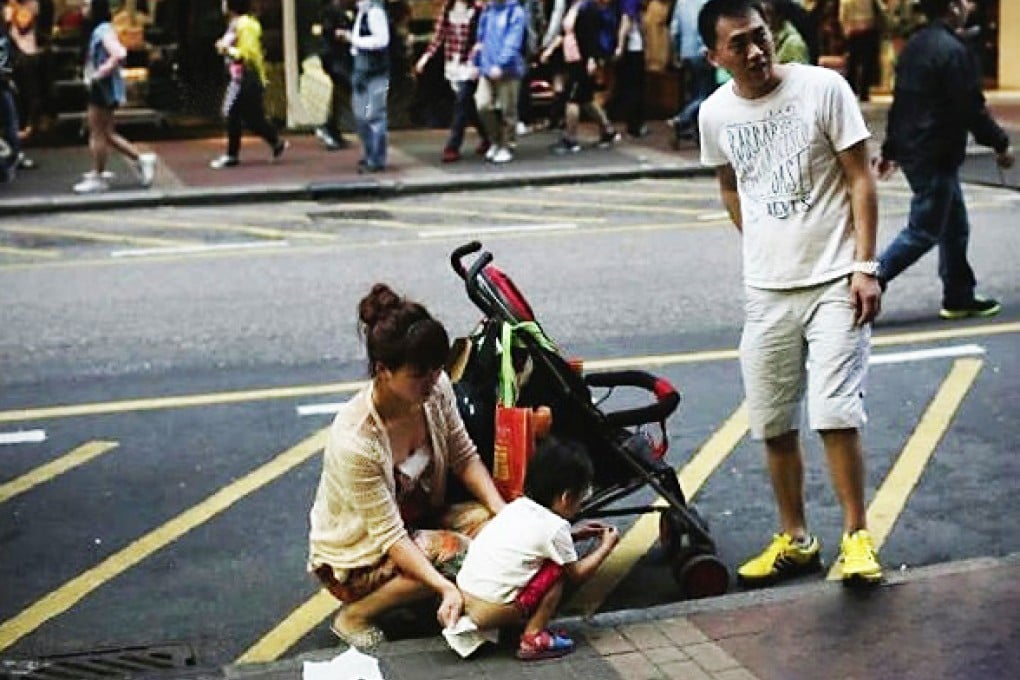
[201,206,314,223]
[871,322,1020,347]
[236,591,337,664]
[79,212,336,242]
[0,429,328,653]
[454,194,707,216]
[565,403,749,617]
[543,185,719,201]
[319,202,606,224]
[0,441,119,504]
[0,380,366,424]
[0,245,60,258]
[0,225,190,248]
[826,358,983,580]
[0,323,1015,425]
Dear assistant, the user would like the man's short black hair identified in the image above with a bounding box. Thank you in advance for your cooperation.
[698,0,766,50]
[523,437,594,508]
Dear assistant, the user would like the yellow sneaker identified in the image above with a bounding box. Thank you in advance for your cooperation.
[838,529,883,584]
[737,533,823,587]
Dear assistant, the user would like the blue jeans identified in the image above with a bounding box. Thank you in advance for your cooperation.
[352,72,388,169]
[674,56,716,132]
[878,164,976,305]
[446,80,486,152]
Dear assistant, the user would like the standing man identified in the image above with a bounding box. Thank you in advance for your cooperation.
[874,0,1013,320]
[698,0,883,586]
[344,0,390,173]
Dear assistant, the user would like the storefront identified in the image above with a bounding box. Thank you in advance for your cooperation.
[28,0,1020,135]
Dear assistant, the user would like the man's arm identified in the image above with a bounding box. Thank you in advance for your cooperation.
[836,139,882,326]
[716,164,742,232]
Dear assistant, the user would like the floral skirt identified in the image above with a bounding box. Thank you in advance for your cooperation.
[315,501,491,603]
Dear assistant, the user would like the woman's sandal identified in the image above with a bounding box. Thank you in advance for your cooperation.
[329,621,385,651]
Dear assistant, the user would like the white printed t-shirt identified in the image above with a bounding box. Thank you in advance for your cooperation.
[456,496,577,604]
[699,63,870,289]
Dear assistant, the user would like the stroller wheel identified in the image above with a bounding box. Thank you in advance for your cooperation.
[672,551,730,599]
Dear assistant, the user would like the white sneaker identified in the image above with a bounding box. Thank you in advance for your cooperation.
[485,144,499,162]
[491,147,514,164]
[82,170,116,181]
[515,121,531,137]
[73,176,110,194]
[137,153,158,187]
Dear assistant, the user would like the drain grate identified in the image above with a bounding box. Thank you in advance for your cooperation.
[2,644,197,680]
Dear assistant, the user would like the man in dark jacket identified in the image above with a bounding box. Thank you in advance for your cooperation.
[874,0,1014,320]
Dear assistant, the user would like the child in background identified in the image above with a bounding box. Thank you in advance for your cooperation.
[453,437,619,660]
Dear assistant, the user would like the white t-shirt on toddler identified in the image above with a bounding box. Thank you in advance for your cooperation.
[456,496,578,605]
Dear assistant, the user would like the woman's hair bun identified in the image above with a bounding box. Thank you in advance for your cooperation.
[358,283,402,329]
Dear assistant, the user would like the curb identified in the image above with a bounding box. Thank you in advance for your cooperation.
[215,552,1019,679]
[0,164,714,217]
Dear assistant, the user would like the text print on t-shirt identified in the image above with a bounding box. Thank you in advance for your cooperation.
[726,104,813,220]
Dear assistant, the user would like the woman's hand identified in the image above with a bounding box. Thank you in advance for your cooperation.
[436,583,464,629]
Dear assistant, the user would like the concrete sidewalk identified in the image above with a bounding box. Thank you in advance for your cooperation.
[1,95,1018,216]
[0,118,710,215]
[216,554,1020,680]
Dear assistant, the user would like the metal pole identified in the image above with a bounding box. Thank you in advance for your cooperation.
[282,0,314,128]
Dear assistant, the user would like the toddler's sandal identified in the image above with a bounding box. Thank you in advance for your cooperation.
[516,629,575,661]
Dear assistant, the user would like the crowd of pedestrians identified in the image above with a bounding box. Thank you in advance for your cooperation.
[0,0,1005,182]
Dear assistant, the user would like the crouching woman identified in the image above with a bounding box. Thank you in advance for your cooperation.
[308,283,506,649]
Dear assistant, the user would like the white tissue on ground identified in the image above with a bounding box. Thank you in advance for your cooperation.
[442,615,500,658]
[302,647,384,680]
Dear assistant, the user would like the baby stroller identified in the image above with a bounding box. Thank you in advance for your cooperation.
[447,242,729,599]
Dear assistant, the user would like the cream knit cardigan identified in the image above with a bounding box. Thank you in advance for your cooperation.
[307,372,480,582]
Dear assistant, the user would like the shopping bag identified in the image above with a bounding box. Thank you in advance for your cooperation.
[491,322,558,501]
[492,404,533,501]
[299,55,333,126]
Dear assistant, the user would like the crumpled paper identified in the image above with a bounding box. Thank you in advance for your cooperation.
[442,615,499,658]
[302,647,384,680]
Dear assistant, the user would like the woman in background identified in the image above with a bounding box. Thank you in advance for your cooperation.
[73,0,157,194]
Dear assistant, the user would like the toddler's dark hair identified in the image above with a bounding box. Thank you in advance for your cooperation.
[524,437,594,508]
[357,283,450,376]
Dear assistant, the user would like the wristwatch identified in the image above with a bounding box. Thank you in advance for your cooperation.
[852,260,881,277]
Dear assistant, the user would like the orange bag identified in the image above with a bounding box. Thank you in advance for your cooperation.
[493,404,533,501]
[491,323,556,501]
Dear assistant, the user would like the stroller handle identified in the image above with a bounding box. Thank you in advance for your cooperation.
[450,241,483,280]
[585,370,681,429]
[450,241,506,320]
